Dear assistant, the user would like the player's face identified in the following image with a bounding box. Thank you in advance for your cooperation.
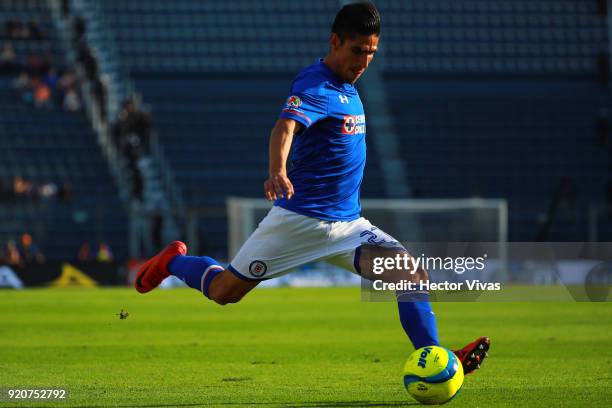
[332,33,379,83]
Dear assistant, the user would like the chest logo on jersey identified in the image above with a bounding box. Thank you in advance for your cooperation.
[342,114,365,135]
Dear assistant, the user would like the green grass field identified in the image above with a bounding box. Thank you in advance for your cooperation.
[0,287,611,407]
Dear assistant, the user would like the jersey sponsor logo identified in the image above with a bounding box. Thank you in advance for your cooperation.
[249,260,267,277]
[338,94,349,104]
[341,114,366,135]
[286,95,302,108]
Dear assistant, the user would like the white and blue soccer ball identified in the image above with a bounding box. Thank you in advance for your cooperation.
[403,346,464,405]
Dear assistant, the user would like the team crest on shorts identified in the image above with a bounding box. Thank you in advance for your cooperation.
[249,260,267,277]
[286,95,302,108]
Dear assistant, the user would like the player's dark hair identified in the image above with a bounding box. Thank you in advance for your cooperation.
[331,2,380,42]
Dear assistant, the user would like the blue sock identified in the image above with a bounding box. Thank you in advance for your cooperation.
[168,255,223,298]
[396,291,440,350]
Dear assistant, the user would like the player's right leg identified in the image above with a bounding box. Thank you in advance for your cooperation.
[135,205,327,304]
[134,241,258,304]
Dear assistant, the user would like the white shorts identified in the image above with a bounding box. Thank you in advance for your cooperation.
[228,206,403,281]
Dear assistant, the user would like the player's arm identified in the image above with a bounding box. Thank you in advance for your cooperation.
[264,118,302,201]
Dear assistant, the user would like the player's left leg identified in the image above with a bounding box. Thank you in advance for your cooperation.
[356,243,440,351]
[323,223,440,350]
[324,220,490,374]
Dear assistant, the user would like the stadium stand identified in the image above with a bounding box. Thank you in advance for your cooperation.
[383,78,609,240]
[377,0,608,77]
[5,0,610,258]
[0,0,128,261]
[376,0,610,240]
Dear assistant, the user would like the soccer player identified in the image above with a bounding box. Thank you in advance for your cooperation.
[135,2,489,374]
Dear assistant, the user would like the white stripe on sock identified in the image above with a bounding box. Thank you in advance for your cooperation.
[200,265,224,293]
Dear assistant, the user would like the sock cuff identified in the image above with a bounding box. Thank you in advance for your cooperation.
[201,265,224,298]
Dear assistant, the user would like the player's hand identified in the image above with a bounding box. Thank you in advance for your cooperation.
[264,172,294,201]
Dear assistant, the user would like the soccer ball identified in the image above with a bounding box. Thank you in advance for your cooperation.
[403,346,464,405]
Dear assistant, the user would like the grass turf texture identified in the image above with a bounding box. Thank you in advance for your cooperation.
[0,287,610,407]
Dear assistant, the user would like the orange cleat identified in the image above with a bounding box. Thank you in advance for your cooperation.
[134,241,187,293]
[453,336,490,375]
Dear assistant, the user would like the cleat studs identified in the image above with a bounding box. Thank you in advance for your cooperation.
[470,353,475,358]
[479,344,484,349]
[485,351,489,357]
[477,364,481,369]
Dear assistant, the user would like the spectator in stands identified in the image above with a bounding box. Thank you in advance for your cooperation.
[32,76,51,108]
[12,70,31,102]
[3,240,22,266]
[4,18,44,41]
[18,233,45,264]
[96,242,114,262]
[44,67,59,92]
[111,97,152,201]
[38,181,58,199]
[0,42,18,74]
[77,242,91,261]
[57,68,77,102]
[113,97,152,156]
[12,176,34,200]
[63,86,81,112]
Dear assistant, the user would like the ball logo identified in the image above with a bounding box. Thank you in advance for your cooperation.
[418,346,433,368]
[286,95,302,108]
[249,260,267,277]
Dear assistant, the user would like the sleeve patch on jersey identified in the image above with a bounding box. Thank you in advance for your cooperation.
[286,95,302,108]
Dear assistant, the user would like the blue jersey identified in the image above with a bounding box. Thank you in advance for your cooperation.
[275,59,367,221]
